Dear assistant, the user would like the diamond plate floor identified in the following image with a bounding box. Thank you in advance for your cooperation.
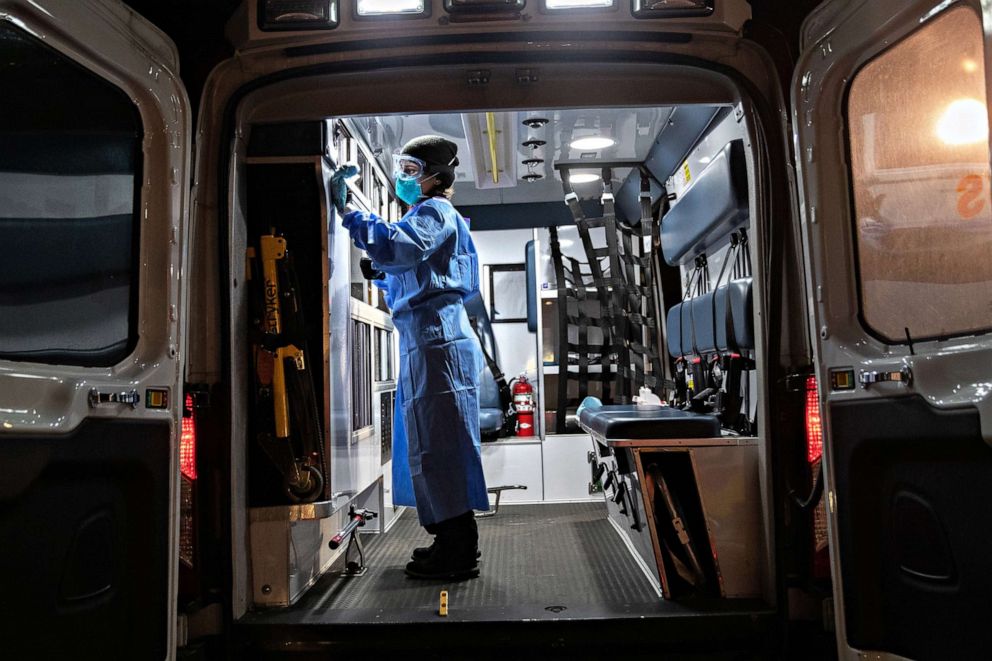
[264,502,663,622]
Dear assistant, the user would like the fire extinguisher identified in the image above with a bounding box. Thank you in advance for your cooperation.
[512,374,535,437]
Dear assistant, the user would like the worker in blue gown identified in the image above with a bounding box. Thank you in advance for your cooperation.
[342,135,489,579]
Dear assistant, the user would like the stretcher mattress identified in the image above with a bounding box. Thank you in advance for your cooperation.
[578,401,720,440]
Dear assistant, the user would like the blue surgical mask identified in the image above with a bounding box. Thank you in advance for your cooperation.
[395,177,422,206]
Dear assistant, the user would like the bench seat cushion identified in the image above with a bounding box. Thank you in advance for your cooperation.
[578,401,720,440]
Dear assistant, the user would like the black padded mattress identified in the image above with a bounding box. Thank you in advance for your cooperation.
[578,403,720,440]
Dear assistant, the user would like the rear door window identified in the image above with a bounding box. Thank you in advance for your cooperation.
[847,5,992,341]
[0,23,142,366]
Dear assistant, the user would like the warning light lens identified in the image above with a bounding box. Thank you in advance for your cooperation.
[180,394,197,480]
[805,376,823,464]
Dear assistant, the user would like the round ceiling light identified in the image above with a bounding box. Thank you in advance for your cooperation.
[570,136,615,150]
[569,172,601,184]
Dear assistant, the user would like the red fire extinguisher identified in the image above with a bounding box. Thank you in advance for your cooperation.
[512,374,535,437]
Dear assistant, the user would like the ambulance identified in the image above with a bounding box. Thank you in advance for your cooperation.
[1,0,989,658]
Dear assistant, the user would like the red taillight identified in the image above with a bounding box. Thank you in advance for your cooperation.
[805,375,823,464]
[180,392,198,568]
[180,393,197,480]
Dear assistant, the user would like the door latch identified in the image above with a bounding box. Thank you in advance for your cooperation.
[88,388,140,408]
[859,367,912,388]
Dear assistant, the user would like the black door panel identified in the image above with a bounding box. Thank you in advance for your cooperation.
[0,419,171,660]
[831,396,992,659]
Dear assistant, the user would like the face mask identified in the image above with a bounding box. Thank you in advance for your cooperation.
[394,177,422,206]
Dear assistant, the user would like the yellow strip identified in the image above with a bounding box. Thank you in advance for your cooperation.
[259,235,287,336]
[485,112,500,185]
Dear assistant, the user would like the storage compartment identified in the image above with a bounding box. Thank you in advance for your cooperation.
[631,442,764,600]
[641,451,721,598]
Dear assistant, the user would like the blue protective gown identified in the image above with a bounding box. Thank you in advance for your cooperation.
[344,197,490,525]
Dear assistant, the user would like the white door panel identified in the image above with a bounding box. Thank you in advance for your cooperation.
[793,0,992,658]
[0,1,190,658]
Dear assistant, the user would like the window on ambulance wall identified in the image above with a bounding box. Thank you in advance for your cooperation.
[0,23,142,366]
[847,5,992,341]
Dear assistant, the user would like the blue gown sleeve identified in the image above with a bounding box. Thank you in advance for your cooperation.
[343,201,455,275]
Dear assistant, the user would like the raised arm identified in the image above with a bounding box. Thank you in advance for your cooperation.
[342,201,455,275]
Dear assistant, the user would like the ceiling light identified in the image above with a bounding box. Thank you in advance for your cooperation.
[569,173,601,184]
[570,136,615,150]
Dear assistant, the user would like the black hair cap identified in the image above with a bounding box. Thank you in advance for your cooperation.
[400,135,459,168]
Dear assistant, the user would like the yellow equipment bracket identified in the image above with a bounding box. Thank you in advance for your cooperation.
[260,235,287,336]
[272,345,305,439]
[258,234,305,440]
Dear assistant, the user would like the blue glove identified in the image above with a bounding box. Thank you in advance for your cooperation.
[330,164,359,213]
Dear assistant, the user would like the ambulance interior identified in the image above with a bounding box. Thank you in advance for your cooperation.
[235,99,775,643]
[0,15,798,650]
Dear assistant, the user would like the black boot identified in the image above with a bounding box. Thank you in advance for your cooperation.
[411,521,440,561]
[412,516,481,561]
[405,512,480,580]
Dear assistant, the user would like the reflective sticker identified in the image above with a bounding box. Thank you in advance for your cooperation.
[146,388,170,409]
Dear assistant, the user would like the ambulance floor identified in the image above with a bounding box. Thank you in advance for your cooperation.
[244,501,772,623]
[304,501,657,620]
[238,502,777,657]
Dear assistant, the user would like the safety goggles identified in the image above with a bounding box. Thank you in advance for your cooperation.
[392,153,427,181]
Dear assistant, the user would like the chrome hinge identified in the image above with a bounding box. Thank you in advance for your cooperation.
[88,388,140,408]
[860,367,912,388]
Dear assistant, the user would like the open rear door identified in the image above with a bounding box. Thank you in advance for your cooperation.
[793,0,992,658]
[0,1,190,657]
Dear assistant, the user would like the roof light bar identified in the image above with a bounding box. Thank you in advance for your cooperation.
[445,0,526,14]
[356,0,428,16]
[259,0,339,30]
[631,0,713,19]
[569,173,601,184]
[545,0,615,9]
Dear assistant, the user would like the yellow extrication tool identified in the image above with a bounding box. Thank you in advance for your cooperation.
[248,232,324,503]
[439,591,449,617]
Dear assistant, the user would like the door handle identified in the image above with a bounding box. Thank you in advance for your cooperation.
[859,367,912,388]
[88,388,140,408]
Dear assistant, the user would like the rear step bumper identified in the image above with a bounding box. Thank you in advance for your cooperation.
[236,606,778,657]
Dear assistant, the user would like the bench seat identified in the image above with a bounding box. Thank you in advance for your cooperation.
[578,399,720,440]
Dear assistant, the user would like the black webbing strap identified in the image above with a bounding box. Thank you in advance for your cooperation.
[553,166,674,410]
[468,317,513,420]
[549,226,570,433]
